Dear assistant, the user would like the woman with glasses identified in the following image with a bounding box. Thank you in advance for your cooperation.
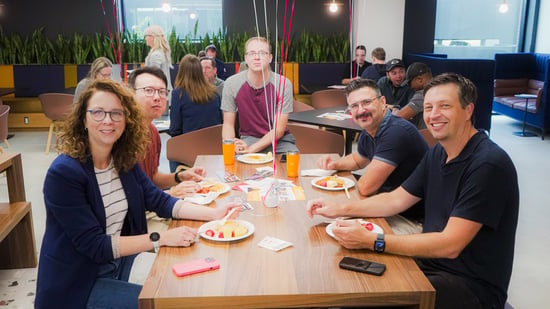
[144,25,173,115]
[73,56,113,103]
[168,54,222,171]
[36,80,240,309]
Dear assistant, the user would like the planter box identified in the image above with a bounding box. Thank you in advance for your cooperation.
[13,65,66,97]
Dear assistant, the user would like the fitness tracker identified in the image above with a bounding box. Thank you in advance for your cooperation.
[150,232,160,253]
[373,233,385,253]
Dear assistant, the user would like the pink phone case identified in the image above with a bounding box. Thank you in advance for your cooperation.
[172,257,220,277]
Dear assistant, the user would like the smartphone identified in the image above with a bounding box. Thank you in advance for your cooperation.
[339,256,386,276]
[172,257,220,277]
[280,154,287,162]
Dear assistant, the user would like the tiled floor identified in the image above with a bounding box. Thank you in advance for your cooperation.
[1,115,549,308]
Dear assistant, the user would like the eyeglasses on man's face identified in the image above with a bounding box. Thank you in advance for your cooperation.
[346,96,381,112]
[87,109,126,122]
[245,50,270,57]
[135,87,170,99]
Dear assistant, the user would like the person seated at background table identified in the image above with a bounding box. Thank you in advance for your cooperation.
[168,54,223,171]
[307,73,519,309]
[128,67,204,197]
[341,45,370,85]
[35,79,240,309]
[393,62,433,129]
[360,47,386,81]
[205,44,227,80]
[377,58,414,108]
[200,56,225,97]
[221,36,298,155]
[317,79,428,234]
[74,56,112,103]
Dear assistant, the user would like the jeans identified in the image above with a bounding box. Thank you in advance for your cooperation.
[86,254,142,309]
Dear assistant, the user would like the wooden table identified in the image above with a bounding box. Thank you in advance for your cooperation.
[0,88,15,97]
[139,154,434,308]
[288,107,362,155]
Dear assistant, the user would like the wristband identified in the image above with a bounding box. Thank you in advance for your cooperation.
[174,170,182,183]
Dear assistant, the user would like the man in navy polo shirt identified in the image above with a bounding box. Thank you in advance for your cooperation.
[307,73,519,309]
[316,79,428,234]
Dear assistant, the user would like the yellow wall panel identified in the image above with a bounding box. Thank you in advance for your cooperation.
[0,65,14,88]
[64,64,77,88]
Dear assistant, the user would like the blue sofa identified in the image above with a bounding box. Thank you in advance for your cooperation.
[492,53,550,139]
[405,53,495,133]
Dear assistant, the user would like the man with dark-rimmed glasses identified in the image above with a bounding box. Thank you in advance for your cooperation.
[316,79,428,234]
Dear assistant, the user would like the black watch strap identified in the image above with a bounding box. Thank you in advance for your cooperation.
[374,233,385,253]
[174,170,182,183]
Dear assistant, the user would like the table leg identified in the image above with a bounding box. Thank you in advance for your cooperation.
[513,98,537,137]
[344,130,354,155]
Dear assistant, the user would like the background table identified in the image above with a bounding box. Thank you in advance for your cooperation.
[289,107,362,155]
[139,154,434,308]
[513,93,538,137]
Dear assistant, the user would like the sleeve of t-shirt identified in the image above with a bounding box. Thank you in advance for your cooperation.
[405,91,424,114]
[401,153,428,198]
[282,77,294,114]
[371,125,414,167]
[220,75,239,112]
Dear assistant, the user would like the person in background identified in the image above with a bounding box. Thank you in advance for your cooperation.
[74,57,112,103]
[307,73,519,309]
[205,44,227,80]
[200,56,224,96]
[197,50,206,58]
[341,45,370,85]
[128,67,204,198]
[169,54,222,171]
[221,36,298,155]
[144,25,173,115]
[394,62,433,129]
[361,47,386,81]
[377,58,414,108]
[316,79,428,234]
[36,79,240,309]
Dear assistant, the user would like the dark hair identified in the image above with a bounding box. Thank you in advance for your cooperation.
[424,72,477,124]
[356,45,367,52]
[175,54,217,103]
[58,80,148,172]
[345,78,382,96]
[128,66,167,90]
[371,47,386,61]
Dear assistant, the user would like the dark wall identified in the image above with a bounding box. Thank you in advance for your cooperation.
[403,0,437,59]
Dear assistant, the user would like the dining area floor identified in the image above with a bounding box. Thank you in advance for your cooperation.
[0,114,549,308]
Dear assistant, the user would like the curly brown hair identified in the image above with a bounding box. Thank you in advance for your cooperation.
[57,80,148,173]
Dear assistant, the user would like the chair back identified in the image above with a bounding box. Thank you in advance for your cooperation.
[38,93,74,121]
[419,128,438,148]
[311,89,347,109]
[292,100,314,112]
[287,123,345,156]
[0,105,9,142]
[166,125,223,167]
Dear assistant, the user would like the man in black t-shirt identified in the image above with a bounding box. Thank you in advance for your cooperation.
[341,45,370,85]
[307,73,519,309]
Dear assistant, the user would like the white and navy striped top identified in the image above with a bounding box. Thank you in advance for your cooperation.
[95,159,128,237]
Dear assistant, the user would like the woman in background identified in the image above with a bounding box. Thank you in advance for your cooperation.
[36,79,238,309]
[168,54,222,171]
[73,56,112,103]
[144,25,173,114]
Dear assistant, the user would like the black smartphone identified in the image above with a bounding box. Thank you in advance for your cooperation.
[280,154,287,162]
[339,256,386,276]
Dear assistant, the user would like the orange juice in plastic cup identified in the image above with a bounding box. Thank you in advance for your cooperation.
[222,139,235,165]
[286,151,300,177]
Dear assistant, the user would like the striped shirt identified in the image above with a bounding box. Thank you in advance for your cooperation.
[95,160,128,237]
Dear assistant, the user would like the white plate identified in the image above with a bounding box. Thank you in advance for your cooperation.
[325,219,383,238]
[198,219,255,242]
[236,153,274,164]
[311,176,355,191]
[197,182,231,195]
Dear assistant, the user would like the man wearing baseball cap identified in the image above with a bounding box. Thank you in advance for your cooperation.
[377,58,415,108]
[394,62,432,129]
[205,44,227,80]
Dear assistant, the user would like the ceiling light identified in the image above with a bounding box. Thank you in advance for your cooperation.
[329,1,338,13]
[161,2,171,13]
[498,0,509,14]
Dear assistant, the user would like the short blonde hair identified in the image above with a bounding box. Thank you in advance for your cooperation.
[144,25,171,61]
[88,57,112,80]
[244,36,271,54]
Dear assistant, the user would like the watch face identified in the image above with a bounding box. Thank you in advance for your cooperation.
[150,232,160,242]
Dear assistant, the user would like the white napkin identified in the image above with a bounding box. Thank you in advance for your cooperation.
[300,169,337,177]
[184,191,220,205]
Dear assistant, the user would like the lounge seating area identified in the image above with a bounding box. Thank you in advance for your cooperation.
[492,53,550,139]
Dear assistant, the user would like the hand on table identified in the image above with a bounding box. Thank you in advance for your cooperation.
[234,139,249,154]
[213,201,242,221]
[161,226,198,247]
[169,181,201,198]
[180,166,206,181]
[306,198,343,219]
[332,219,375,250]
[317,154,338,170]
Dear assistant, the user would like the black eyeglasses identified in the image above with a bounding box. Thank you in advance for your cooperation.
[346,96,381,112]
[135,87,170,98]
[87,109,125,122]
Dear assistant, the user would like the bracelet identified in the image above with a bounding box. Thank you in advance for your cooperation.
[174,170,182,184]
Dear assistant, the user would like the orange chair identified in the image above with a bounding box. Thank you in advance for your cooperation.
[39,93,74,154]
[292,100,314,112]
[287,123,345,156]
[166,125,223,168]
[310,89,347,109]
[0,104,10,153]
[419,128,438,148]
